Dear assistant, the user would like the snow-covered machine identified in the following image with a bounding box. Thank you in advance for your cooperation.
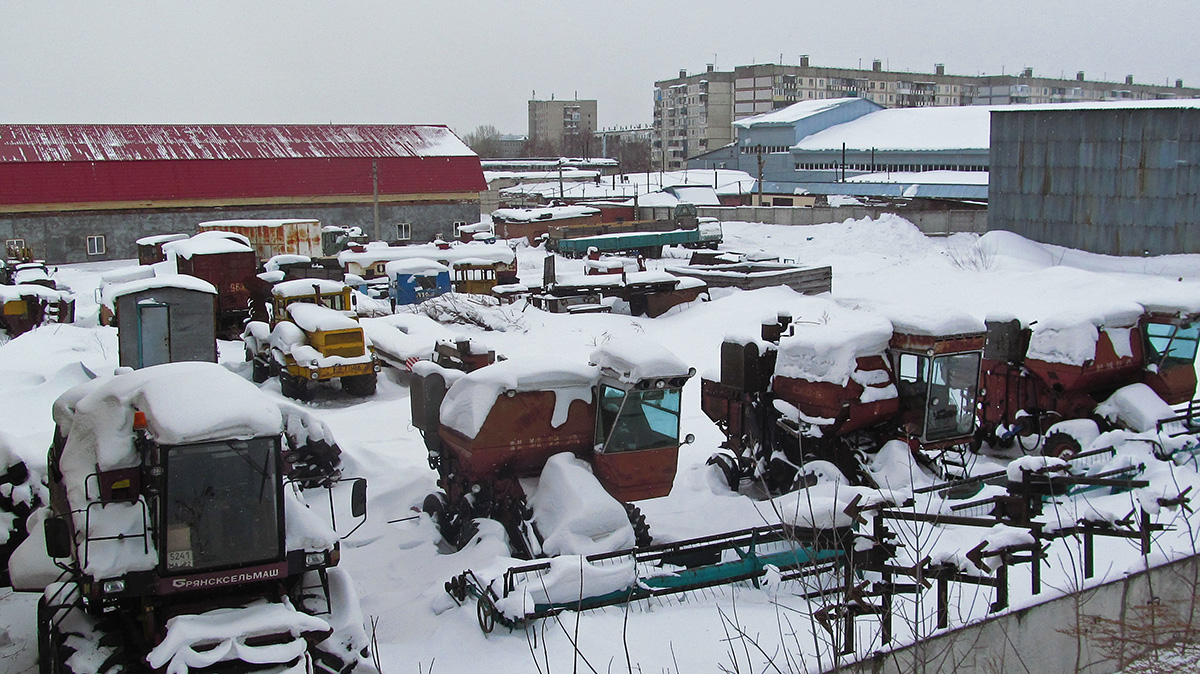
[977,303,1200,456]
[23,362,368,674]
[243,279,381,401]
[162,232,260,339]
[411,337,695,558]
[702,298,988,493]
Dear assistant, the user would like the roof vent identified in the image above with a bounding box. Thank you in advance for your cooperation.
[679,69,687,79]
[1022,67,1033,78]
[872,59,882,72]
[1077,71,1085,81]
[935,64,945,76]
[1126,74,1134,85]
[800,55,810,68]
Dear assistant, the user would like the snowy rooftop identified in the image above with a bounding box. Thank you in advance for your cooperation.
[273,278,347,298]
[845,170,989,186]
[101,273,217,307]
[199,219,319,228]
[590,337,690,384]
[733,98,867,128]
[491,205,599,222]
[793,105,995,152]
[384,259,449,276]
[440,356,598,439]
[162,231,253,259]
[990,98,1200,113]
[135,233,188,247]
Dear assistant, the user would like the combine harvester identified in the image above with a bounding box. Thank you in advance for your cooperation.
[13,362,369,674]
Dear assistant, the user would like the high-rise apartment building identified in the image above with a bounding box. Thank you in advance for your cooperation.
[653,58,1200,169]
[528,99,597,157]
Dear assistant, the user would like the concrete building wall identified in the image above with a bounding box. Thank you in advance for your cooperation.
[989,107,1200,255]
[528,99,597,154]
[697,206,987,235]
[1,201,481,264]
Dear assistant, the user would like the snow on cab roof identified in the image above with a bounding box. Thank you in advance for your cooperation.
[163,231,253,259]
[491,205,599,222]
[733,98,866,128]
[273,278,347,298]
[287,303,359,332]
[338,242,515,267]
[864,302,985,337]
[0,283,66,303]
[53,362,283,472]
[590,337,690,384]
[135,233,188,246]
[440,356,598,439]
[384,259,449,276]
[1026,300,1146,366]
[774,297,894,386]
[794,105,995,152]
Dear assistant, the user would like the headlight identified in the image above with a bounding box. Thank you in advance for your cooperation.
[373,364,382,372]
[310,372,320,380]
[310,359,319,368]
[305,552,326,567]
[102,579,125,594]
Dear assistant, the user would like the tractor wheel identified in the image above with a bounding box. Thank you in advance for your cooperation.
[1043,432,1082,460]
[281,373,314,402]
[706,452,740,491]
[422,492,452,542]
[623,503,653,548]
[343,372,377,397]
[251,356,269,384]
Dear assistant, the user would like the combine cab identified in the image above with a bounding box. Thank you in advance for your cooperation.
[244,279,381,400]
[702,299,986,493]
[978,303,1200,455]
[19,362,368,674]
[412,337,694,557]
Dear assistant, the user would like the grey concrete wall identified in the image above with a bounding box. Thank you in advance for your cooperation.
[0,201,481,264]
[697,206,988,236]
[839,553,1200,674]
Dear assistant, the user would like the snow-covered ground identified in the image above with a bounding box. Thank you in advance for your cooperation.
[3,215,1200,673]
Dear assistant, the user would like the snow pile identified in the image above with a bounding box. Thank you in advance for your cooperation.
[865,439,940,490]
[360,314,456,369]
[1006,456,1071,483]
[589,336,690,383]
[775,299,893,385]
[283,485,338,552]
[873,302,985,337]
[286,303,360,332]
[162,231,253,260]
[146,598,330,674]
[771,474,896,529]
[1095,383,1176,433]
[273,278,347,299]
[491,205,599,222]
[264,254,312,271]
[530,453,636,556]
[439,357,597,439]
[494,554,637,622]
[1026,303,1143,365]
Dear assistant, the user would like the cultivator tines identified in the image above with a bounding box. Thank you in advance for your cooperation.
[445,523,857,632]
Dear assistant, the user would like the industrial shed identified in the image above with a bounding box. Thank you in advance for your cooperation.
[0,124,486,263]
[989,101,1200,255]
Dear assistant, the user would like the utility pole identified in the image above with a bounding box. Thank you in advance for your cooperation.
[756,152,764,206]
[372,159,380,241]
[558,162,564,200]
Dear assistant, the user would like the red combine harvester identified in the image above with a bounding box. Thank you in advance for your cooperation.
[411,337,694,557]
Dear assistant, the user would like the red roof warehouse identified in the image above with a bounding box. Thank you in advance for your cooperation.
[0,124,486,263]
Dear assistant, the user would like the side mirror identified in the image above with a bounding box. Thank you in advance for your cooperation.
[682,433,696,446]
[44,517,72,559]
[350,478,368,519]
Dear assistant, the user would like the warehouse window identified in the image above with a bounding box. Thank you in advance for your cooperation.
[86,235,106,256]
[452,221,467,237]
[395,222,411,241]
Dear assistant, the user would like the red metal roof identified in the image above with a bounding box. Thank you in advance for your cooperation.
[0,124,477,163]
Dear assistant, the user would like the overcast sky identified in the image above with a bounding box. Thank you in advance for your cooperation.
[3,1,1199,138]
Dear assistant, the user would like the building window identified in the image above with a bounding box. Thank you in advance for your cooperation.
[452,221,468,237]
[396,222,412,241]
[86,235,105,256]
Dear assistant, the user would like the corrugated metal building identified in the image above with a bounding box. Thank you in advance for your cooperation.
[0,124,486,263]
[989,101,1200,255]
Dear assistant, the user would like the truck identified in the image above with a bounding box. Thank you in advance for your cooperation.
[411,336,695,558]
[22,362,368,674]
[547,221,722,258]
[162,232,259,339]
[243,279,381,401]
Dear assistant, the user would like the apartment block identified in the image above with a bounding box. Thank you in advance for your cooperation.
[653,57,1200,169]
[528,99,597,156]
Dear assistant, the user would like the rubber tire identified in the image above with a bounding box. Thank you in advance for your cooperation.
[343,372,377,397]
[1043,432,1082,460]
[281,372,314,402]
[422,492,452,543]
[623,503,653,548]
[251,356,269,384]
[706,453,740,491]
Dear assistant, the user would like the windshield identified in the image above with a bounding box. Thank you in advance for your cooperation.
[278,292,347,313]
[1144,321,1200,367]
[895,351,981,442]
[597,385,682,453]
[162,437,282,574]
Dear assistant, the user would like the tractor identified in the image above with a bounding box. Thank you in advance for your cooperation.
[243,279,381,401]
[18,361,368,674]
[411,336,695,558]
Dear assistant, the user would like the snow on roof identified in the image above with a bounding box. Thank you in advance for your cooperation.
[384,259,449,276]
[990,99,1200,113]
[664,185,721,206]
[845,170,989,186]
[1026,300,1145,366]
[0,283,66,303]
[264,254,313,271]
[0,124,477,163]
[864,302,986,337]
[200,219,319,229]
[273,278,347,298]
[135,233,188,246]
[733,98,864,128]
[440,356,598,439]
[102,274,217,306]
[794,105,995,152]
[491,205,599,222]
[162,231,254,259]
[361,314,456,366]
[287,303,360,332]
[774,298,894,386]
[338,242,515,268]
[589,337,690,384]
